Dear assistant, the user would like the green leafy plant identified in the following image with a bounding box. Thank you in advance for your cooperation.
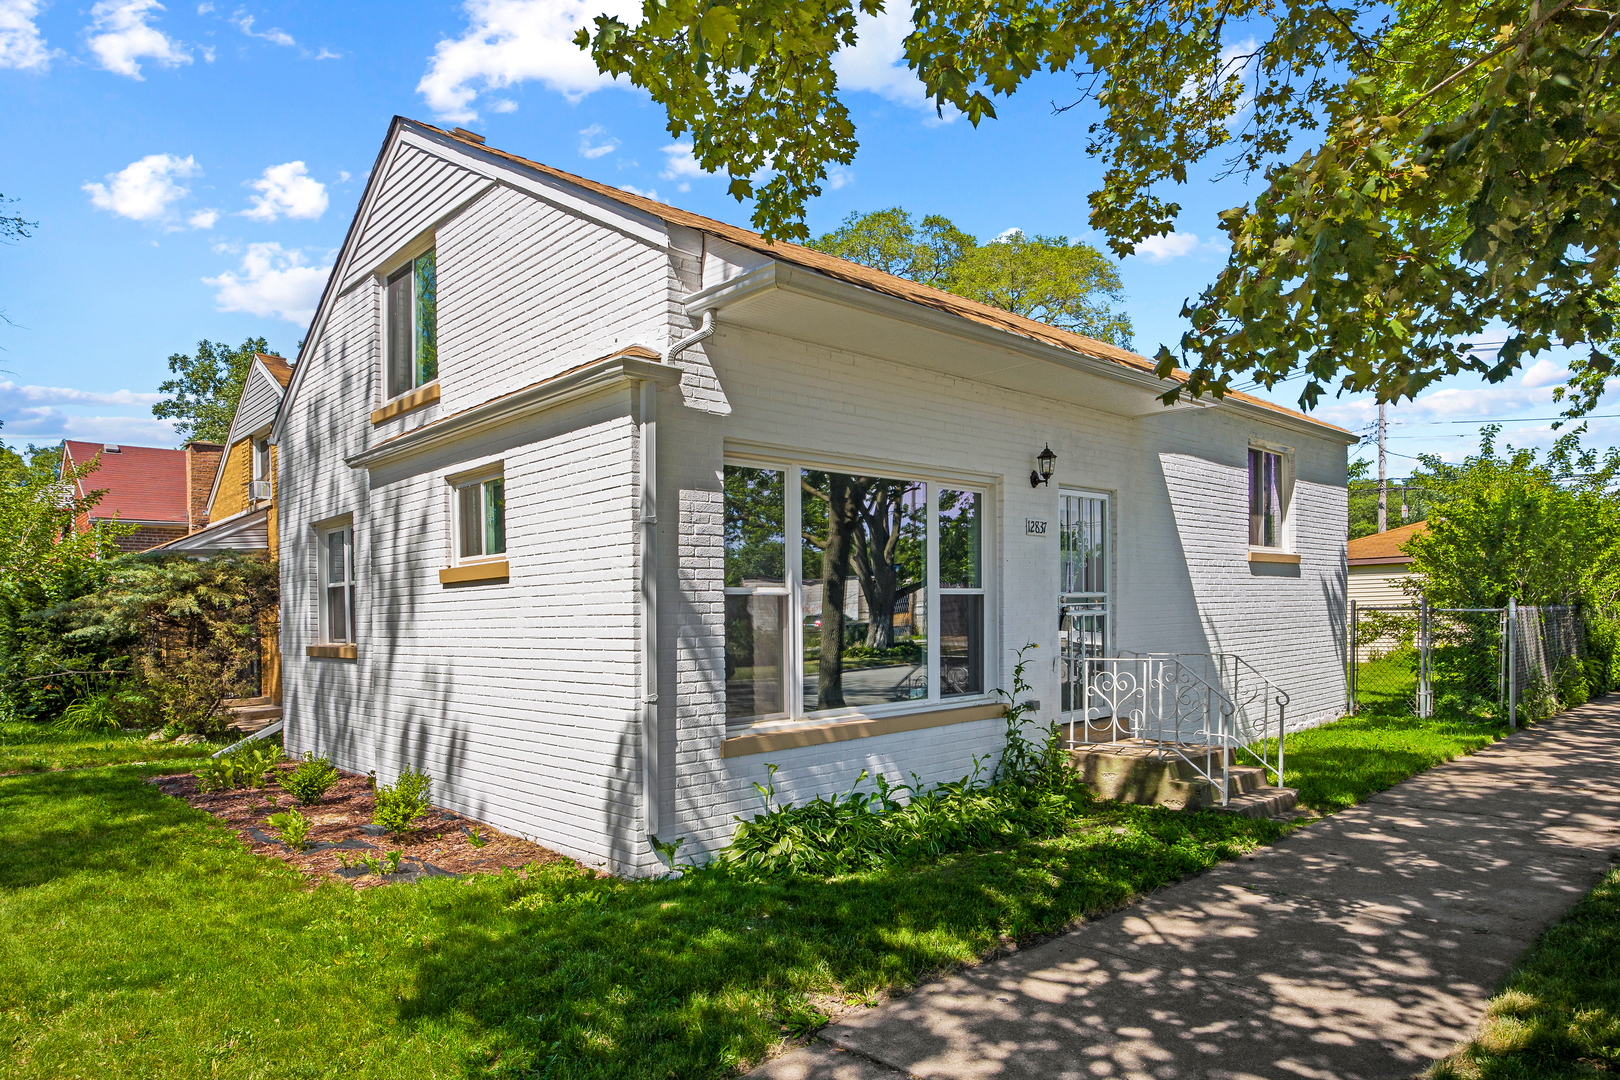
[465,827,488,849]
[264,809,310,851]
[52,693,122,736]
[995,643,1066,788]
[382,850,403,875]
[280,752,339,806]
[360,854,383,876]
[372,767,432,836]
[650,834,685,873]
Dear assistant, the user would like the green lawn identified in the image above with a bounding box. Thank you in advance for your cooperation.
[1430,865,1620,1079]
[0,719,219,774]
[0,753,1282,1079]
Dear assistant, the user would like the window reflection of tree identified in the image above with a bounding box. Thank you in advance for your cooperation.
[802,471,926,709]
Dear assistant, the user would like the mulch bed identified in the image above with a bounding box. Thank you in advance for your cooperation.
[151,764,581,888]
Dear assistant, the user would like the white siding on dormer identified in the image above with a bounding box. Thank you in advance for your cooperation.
[342,142,494,292]
[231,364,283,439]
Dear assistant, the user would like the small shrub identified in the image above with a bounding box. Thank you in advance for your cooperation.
[373,767,433,835]
[53,693,122,736]
[466,826,488,849]
[1555,657,1589,709]
[1519,672,1557,724]
[382,850,403,875]
[195,756,232,793]
[280,752,339,805]
[194,740,281,792]
[265,809,310,850]
[111,687,162,729]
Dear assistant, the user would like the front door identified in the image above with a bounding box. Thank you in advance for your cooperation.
[1059,490,1110,716]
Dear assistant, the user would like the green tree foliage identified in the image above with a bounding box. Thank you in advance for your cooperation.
[0,194,33,245]
[54,553,278,735]
[581,0,1620,413]
[811,209,1133,346]
[1405,426,1620,610]
[0,440,130,721]
[151,337,272,444]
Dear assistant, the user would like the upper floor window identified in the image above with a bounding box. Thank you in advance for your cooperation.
[386,248,437,400]
[1248,447,1287,548]
[456,475,505,561]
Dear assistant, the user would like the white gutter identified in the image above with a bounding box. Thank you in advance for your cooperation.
[640,309,715,846]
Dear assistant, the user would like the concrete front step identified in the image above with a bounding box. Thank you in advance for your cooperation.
[1218,785,1301,819]
[224,705,282,735]
[1068,741,1292,814]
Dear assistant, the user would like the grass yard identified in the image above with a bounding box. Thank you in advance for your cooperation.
[0,719,219,774]
[1430,865,1620,1079]
[0,748,1282,1080]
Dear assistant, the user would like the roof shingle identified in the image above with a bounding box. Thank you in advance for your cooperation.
[62,440,188,524]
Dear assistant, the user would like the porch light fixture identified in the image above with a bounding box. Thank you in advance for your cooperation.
[1030,444,1057,488]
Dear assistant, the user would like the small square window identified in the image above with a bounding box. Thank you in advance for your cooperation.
[456,475,505,561]
[386,247,437,400]
[1248,448,1287,548]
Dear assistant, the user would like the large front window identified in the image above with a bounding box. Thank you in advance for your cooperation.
[724,461,990,725]
[386,248,437,400]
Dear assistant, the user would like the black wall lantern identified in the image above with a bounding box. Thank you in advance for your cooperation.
[1030,443,1057,488]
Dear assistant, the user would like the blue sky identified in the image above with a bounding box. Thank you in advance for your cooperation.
[2,0,1615,478]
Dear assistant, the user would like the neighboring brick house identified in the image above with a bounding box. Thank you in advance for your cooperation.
[274,118,1357,876]
[60,440,191,552]
[164,353,293,703]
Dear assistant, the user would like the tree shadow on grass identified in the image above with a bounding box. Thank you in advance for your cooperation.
[395,807,1281,1080]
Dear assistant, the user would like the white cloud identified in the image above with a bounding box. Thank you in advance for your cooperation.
[312,46,340,60]
[1518,356,1570,389]
[243,161,328,221]
[416,0,641,123]
[87,0,191,79]
[197,2,213,12]
[993,227,1023,243]
[232,11,294,46]
[618,183,662,202]
[826,167,853,191]
[0,381,176,445]
[832,3,949,117]
[658,142,705,181]
[203,242,330,325]
[0,381,163,408]
[578,124,618,159]
[1134,232,1202,263]
[188,208,219,229]
[0,0,57,71]
[83,153,199,221]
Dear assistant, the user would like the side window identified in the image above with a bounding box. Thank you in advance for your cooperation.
[385,247,437,400]
[319,525,355,643]
[455,475,505,562]
[1248,447,1287,549]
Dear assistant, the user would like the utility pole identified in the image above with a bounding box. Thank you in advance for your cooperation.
[1377,401,1388,533]
[1401,482,1408,523]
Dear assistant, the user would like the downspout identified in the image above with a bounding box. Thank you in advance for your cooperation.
[640,307,716,847]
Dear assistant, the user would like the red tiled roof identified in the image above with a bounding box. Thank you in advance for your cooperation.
[1347,521,1428,565]
[62,440,188,524]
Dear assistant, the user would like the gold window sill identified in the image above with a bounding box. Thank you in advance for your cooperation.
[306,643,357,659]
[439,560,510,585]
[371,382,440,425]
[1248,549,1301,565]
[721,701,1004,759]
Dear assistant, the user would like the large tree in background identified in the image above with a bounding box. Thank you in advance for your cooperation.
[582,0,1620,416]
[810,209,1133,346]
[152,337,272,444]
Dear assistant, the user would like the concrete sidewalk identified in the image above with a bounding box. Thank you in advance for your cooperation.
[749,699,1620,1080]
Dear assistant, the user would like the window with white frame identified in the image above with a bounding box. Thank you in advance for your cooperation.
[319,524,355,643]
[253,438,271,482]
[454,474,505,562]
[1248,447,1287,548]
[723,460,992,726]
[385,247,437,400]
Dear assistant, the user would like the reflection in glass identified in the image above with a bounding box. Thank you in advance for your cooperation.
[724,466,785,587]
[802,470,927,711]
[1060,494,1106,597]
[939,489,981,588]
[1249,448,1282,547]
[726,594,787,720]
[941,594,983,696]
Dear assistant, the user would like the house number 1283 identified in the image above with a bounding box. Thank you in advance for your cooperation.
[1025,519,1047,536]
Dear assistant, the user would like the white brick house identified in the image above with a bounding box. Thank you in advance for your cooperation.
[272,118,1356,876]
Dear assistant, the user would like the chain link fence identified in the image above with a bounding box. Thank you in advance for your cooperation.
[1349,600,1592,726]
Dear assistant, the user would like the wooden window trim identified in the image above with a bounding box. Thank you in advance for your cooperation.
[306,643,357,659]
[371,381,440,425]
[720,701,1004,759]
[439,560,509,585]
[1248,549,1302,565]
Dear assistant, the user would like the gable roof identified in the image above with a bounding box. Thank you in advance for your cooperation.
[61,440,188,524]
[205,353,293,518]
[1347,520,1428,565]
[257,353,293,388]
[276,117,1350,442]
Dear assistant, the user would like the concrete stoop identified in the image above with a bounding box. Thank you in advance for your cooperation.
[222,697,282,736]
[1067,741,1299,818]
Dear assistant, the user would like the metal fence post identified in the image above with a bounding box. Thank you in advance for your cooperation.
[1348,599,1357,715]
[1508,597,1518,731]
[1418,598,1429,719]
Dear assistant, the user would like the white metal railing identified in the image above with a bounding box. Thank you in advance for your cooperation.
[1125,651,1290,788]
[1060,608,1242,805]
